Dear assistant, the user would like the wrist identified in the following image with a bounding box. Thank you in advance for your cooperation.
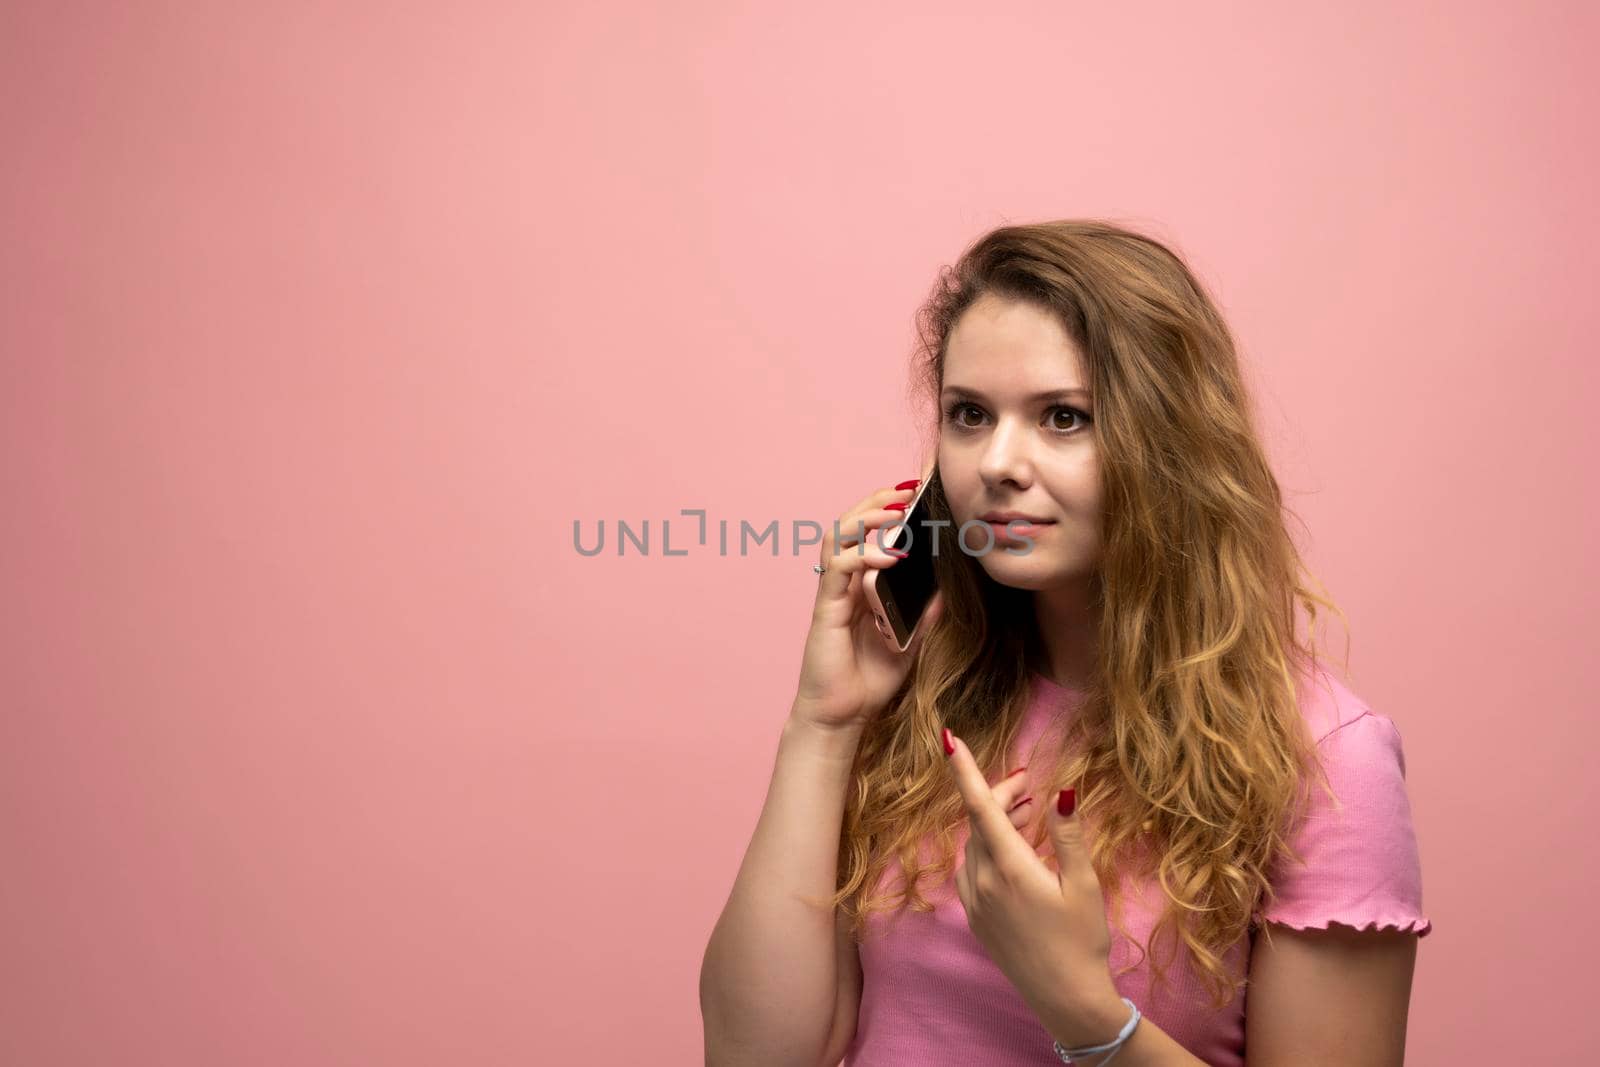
[782,711,866,761]
[1040,975,1127,1053]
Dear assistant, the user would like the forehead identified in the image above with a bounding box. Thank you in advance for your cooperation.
[944,294,1087,391]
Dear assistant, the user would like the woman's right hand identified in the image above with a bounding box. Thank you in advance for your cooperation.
[792,474,947,732]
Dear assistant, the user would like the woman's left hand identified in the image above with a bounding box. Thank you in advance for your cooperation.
[941,725,1126,1048]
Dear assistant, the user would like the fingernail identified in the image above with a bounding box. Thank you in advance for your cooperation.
[1057,788,1077,816]
[941,727,955,756]
[885,502,907,511]
[895,479,921,490]
[1005,766,1027,778]
[1008,796,1035,814]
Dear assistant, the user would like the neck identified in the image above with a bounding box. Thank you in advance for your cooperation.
[1033,578,1100,691]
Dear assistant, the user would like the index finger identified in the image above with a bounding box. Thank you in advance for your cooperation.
[942,728,1035,867]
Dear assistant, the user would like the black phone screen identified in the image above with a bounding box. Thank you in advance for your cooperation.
[877,479,940,647]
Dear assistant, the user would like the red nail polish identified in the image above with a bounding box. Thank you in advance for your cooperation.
[885,502,907,511]
[942,728,955,756]
[895,479,921,490]
[1057,788,1077,816]
[1005,766,1027,778]
[1008,796,1035,814]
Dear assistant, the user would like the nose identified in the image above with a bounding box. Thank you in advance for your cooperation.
[976,416,1034,491]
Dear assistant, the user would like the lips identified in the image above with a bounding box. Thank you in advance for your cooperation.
[979,512,1056,525]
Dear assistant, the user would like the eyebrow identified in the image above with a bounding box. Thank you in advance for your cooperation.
[940,385,1092,403]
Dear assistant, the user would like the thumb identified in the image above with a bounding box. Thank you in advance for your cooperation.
[1049,787,1091,886]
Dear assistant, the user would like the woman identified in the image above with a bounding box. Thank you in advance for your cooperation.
[700,220,1430,1066]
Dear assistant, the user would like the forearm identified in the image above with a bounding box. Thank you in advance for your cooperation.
[699,710,863,1067]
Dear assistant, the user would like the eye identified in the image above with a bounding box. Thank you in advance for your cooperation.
[944,401,984,429]
[1049,406,1092,433]
[941,401,1093,437]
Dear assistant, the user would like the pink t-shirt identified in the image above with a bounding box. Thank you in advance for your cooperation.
[840,668,1431,1066]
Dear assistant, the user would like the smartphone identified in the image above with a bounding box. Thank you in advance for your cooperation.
[863,470,941,653]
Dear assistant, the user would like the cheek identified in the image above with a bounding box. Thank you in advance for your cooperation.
[1044,462,1100,511]
[1079,478,1103,519]
[1072,450,1103,502]
[936,445,972,503]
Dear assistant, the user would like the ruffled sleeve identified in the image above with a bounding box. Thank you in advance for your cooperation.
[1255,709,1433,937]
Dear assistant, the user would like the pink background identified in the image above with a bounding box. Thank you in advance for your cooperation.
[3,3,1595,1063]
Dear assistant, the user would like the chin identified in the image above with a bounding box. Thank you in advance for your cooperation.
[976,550,1071,591]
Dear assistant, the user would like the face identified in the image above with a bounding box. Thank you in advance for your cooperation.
[936,292,1102,591]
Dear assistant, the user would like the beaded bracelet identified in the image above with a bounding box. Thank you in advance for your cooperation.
[1052,996,1141,1064]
